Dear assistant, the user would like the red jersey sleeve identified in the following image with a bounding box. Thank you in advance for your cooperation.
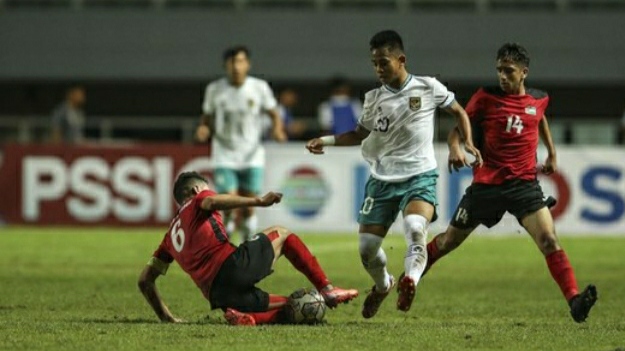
[193,189,217,211]
[152,234,174,264]
[464,89,486,121]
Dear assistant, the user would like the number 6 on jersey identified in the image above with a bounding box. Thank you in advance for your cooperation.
[171,218,186,252]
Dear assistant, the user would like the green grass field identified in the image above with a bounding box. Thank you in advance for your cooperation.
[1,227,624,351]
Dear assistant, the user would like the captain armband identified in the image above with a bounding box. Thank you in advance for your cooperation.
[147,257,170,276]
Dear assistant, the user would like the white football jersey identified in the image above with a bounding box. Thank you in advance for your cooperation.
[358,75,454,182]
[202,76,277,168]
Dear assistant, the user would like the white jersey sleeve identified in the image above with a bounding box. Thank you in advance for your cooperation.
[358,90,377,131]
[428,77,455,108]
[202,83,217,115]
[260,81,278,111]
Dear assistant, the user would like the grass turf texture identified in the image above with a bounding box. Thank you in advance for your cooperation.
[1,227,624,351]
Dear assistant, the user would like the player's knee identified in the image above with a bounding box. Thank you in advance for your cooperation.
[539,233,560,255]
[359,233,384,267]
[403,214,427,243]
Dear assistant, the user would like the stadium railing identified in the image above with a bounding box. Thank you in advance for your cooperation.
[2,0,625,11]
[0,115,620,145]
[0,116,198,144]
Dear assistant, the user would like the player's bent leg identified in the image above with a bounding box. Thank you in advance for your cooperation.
[521,207,597,322]
[398,200,434,312]
[359,224,394,318]
[267,226,358,308]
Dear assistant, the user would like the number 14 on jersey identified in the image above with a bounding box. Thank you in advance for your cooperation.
[505,115,524,134]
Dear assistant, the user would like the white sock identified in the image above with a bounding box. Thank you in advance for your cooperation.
[359,233,391,291]
[403,214,428,285]
[240,214,258,243]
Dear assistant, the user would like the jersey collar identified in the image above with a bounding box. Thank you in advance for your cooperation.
[384,74,412,94]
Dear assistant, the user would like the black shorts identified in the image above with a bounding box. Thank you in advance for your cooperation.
[208,233,275,312]
[450,179,547,229]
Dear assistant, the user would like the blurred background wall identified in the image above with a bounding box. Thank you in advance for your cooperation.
[1,0,625,144]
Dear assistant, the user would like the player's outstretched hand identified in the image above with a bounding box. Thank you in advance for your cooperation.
[448,146,467,173]
[465,143,483,168]
[306,138,325,155]
[259,192,283,207]
[541,154,557,175]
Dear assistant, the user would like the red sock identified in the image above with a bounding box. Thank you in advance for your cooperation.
[546,250,579,301]
[282,234,330,291]
[247,309,282,324]
[422,234,443,276]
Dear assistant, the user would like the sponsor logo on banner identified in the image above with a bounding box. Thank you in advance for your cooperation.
[0,143,211,226]
[281,166,329,218]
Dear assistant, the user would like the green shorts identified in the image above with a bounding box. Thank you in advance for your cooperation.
[357,169,438,228]
[213,167,264,195]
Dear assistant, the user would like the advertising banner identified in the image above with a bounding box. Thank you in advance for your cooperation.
[0,143,210,226]
[1,143,623,235]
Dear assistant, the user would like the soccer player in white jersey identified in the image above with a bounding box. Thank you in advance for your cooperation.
[306,30,482,317]
[196,46,287,243]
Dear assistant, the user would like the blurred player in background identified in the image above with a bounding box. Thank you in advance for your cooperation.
[50,83,86,144]
[138,172,358,326]
[423,43,598,323]
[196,46,287,243]
[306,30,481,318]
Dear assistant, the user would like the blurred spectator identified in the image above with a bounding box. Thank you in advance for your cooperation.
[50,84,86,144]
[263,88,309,140]
[317,77,362,135]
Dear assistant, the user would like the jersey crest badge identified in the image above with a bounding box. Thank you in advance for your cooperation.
[248,99,255,108]
[525,106,537,115]
[409,97,421,111]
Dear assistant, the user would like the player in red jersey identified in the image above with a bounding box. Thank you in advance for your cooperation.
[422,43,597,323]
[138,172,358,326]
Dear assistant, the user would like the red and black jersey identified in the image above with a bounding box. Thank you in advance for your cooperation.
[153,190,235,300]
[466,86,549,185]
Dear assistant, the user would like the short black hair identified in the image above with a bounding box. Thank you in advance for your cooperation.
[369,30,404,52]
[497,43,530,67]
[223,45,250,62]
[173,171,207,205]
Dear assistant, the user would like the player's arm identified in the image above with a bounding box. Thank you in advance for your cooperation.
[137,258,182,323]
[539,115,557,175]
[196,114,213,142]
[199,190,282,211]
[305,124,370,155]
[266,107,287,142]
[442,100,483,168]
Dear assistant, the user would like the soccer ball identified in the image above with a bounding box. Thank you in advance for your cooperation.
[284,288,327,324]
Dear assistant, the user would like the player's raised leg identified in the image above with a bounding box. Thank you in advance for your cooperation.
[263,226,358,308]
[521,207,597,323]
[397,200,435,312]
